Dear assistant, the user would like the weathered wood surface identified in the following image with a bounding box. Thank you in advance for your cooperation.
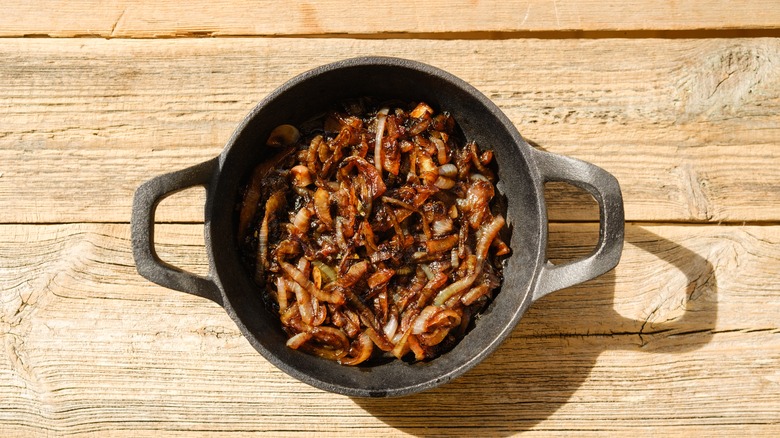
[3,0,780,38]
[2,38,779,223]
[1,223,778,435]
[2,1,779,434]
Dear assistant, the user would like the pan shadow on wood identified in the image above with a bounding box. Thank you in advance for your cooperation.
[353,157,718,436]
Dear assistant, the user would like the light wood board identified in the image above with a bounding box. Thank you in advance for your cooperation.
[1,223,778,435]
[2,38,779,223]
[2,1,779,434]
[3,0,780,38]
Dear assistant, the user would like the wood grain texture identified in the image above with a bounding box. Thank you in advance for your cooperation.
[3,0,780,38]
[1,222,778,435]
[1,37,779,223]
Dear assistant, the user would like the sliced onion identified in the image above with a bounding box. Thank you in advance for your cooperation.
[307,135,324,173]
[432,217,454,236]
[451,248,460,268]
[438,163,458,178]
[339,332,373,366]
[426,234,459,254]
[390,326,413,359]
[411,306,439,335]
[280,261,345,305]
[409,102,434,119]
[374,107,389,171]
[292,207,312,235]
[312,260,337,284]
[276,277,289,313]
[339,155,387,199]
[476,214,506,263]
[290,165,313,187]
[296,256,310,278]
[433,270,479,306]
[286,331,312,349]
[314,188,334,228]
[340,260,368,287]
[367,268,395,290]
[408,335,426,361]
[364,327,394,352]
[460,284,492,306]
[383,313,399,340]
[312,300,327,327]
[256,190,286,278]
[434,176,456,189]
[431,136,449,165]
[492,236,511,256]
[311,326,350,351]
[286,278,313,326]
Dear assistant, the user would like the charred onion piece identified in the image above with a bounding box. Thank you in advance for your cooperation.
[238,100,509,365]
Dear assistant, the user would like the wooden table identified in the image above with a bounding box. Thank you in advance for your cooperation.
[2,1,779,436]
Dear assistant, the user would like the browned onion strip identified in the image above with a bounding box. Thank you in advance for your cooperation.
[476,214,506,263]
[460,284,492,306]
[314,188,334,228]
[339,156,387,199]
[307,135,324,173]
[286,331,312,349]
[238,169,263,240]
[381,195,418,212]
[433,269,479,306]
[408,335,426,361]
[292,207,313,235]
[431,136,449,165]
[280,261,345,305]
[339,332,373,365]
[417,308,461,347]
[367,268,395,290]
[467,141,496,181]
[339,260,369,287]
[275,277,289,313]
[426,234,459,254]
[255,190,287,280]
[291,326,351,360]
[492,237,511,256]
[285,278,313,326]
[239,147,295,240]
[374,107,389,171]
[239,100,509,366]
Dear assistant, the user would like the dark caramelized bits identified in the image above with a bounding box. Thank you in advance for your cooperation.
[237,100,510,365]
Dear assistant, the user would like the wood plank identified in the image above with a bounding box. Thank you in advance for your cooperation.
[1,223,778,435]
[1,37,779,223]
[3,0,780,38]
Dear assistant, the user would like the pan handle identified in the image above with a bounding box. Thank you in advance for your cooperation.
[531,149,624,301]
[131,157,222,306]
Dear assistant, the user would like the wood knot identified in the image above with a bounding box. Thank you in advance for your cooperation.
[674,41,779,122]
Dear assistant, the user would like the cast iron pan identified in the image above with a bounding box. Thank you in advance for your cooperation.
[131,56,624,397]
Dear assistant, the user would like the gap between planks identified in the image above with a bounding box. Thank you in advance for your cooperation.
[10,29,780,40]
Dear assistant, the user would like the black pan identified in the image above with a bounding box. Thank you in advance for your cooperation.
[131,56,624,397]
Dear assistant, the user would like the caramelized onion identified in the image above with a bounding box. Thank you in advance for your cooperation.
[476,214,506,263]
[314,188,334,228]
[280,261,345,305]
[374,107,389,171]
[460,284,492,306]
[339,332,373,365]
[239,99,509,365]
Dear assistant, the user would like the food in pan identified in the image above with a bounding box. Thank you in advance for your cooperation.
[237,98,509,365]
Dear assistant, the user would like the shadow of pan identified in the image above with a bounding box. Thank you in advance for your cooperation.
[353,214,717,436]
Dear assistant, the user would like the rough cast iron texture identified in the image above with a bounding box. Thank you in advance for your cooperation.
[131,56,625,397]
